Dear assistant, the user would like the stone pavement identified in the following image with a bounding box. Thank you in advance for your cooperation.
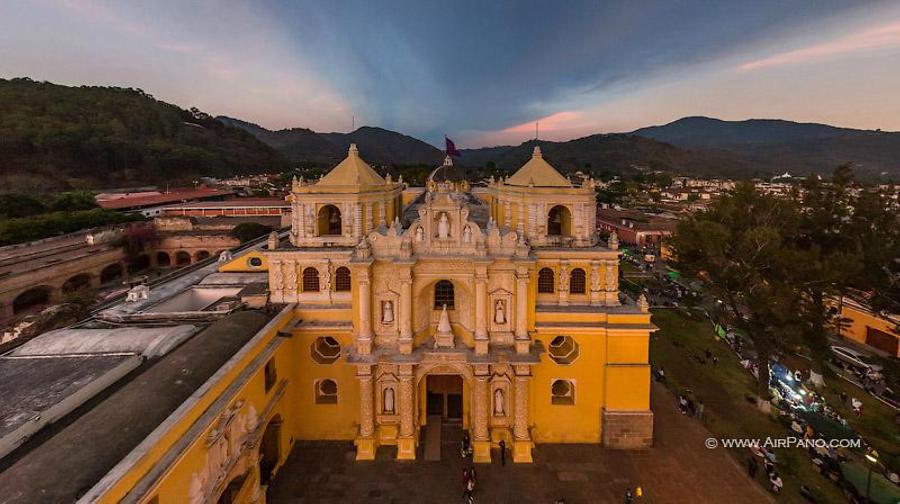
[267,383,773,504]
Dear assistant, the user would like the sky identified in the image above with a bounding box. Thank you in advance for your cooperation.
[2,0,900,147]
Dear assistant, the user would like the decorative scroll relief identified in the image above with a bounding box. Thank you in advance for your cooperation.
[590,262,602,292]
[188,400,260,504]
[604,260,617,292]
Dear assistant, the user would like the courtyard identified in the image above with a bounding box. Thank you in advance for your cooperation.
[266,382,772,504]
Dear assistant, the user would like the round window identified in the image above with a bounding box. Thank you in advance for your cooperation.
[248,257,263,268]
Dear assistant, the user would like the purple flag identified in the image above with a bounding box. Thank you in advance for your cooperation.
[445,136,461,157]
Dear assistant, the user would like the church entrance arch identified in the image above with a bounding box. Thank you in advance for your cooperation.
[426,375,463,421]
[415,363,473,430]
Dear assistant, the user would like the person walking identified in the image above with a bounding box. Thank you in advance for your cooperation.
[696,400,705,421]
[499,439,506,466]
[624,487,634,504]
[748,456,758,479]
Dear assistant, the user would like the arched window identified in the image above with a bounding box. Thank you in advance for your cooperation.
[548,205,572,236]
[302,267,320,292]
[569,268,586,294]
[175,251,192,266]
[317,205,342,236]
[538,268,555,293]
[334,267,351,291]
[434,280,455,309]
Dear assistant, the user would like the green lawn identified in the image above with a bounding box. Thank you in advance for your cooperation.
[650,308,848,504]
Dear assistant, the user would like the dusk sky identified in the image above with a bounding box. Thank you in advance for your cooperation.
[3,0,900,147]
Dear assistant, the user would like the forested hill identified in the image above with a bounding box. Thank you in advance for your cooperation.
[632,116,900,179]
[0,78,288,190]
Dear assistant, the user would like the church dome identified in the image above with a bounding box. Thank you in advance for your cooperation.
[505,146,571,187]
[316,143,387,188]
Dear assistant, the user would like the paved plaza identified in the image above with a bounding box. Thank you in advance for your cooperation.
[267,383,773,504]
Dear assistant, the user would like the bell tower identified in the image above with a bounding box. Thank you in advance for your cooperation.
[288,144,404,247]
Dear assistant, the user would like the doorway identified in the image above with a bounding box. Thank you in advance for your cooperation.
[425,375,463,422]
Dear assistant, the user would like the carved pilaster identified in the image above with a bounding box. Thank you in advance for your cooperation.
[357,267,373,353]
[398,267,413,354]
[514,270,529,353]
[284,260,297,302]
[558,261,570,306]
[604,259,620,305]
[590,260,602,306]
[474,268,488,352]
[355,367,377,460]
[472,370,491,463]
[269,259,284,303]
[352,203,361,238]
[513,366,533,462]
[397,366,416,460]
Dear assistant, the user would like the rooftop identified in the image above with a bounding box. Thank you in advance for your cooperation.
[0,310,273,503]
[96,188,234,210]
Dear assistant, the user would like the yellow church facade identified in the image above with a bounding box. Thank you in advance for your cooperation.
[81,144,654,504]
[260,144,654,464]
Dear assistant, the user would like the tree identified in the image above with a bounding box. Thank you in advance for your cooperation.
[785,166,862,385]
[673,182,801,409]
[847,188,900,315]
[49,191,98,212]
[229,222,273,243]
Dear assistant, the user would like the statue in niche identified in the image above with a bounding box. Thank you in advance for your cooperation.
[437,212,450,238]
[382,300,394,323]
[415,226,425,242]
[494,299,506,324]
[462,225,472,243]
[494,388,505,416]
[383,387,395,413]
[434,304,454,348]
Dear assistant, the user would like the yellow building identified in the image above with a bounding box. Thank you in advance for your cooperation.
[0,144,654,504]
[261,144,654,464]
[836,295,900,357]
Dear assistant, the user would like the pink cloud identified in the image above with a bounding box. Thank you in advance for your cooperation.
[464,110,596,147]
[740,21,900,70]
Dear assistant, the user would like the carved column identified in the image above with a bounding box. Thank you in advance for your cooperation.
[269,259,284,303]
[397,366,416,460]
[474,267,488,354]
[472,368,491,463]
[284,260,298,302]
[378,200,386,226]
[398,266,413,354]
[513,365,534,462]
[358,266,373,354]
[589,260,602,306]
[515,269,529,353]
[355,366,376,460]
[558,260,570,306]
[604,259,619,305]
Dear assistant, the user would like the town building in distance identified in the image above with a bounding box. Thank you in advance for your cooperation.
[0,144,654,503]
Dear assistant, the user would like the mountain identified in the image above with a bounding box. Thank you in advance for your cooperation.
[321,127,443,166]
[633,116,900,178]
[216,116,343,165]
[459,134,755,178]
[0,78,289,191]
[220,119,443,167]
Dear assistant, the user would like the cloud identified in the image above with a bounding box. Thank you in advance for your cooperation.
[740,21,900,70]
